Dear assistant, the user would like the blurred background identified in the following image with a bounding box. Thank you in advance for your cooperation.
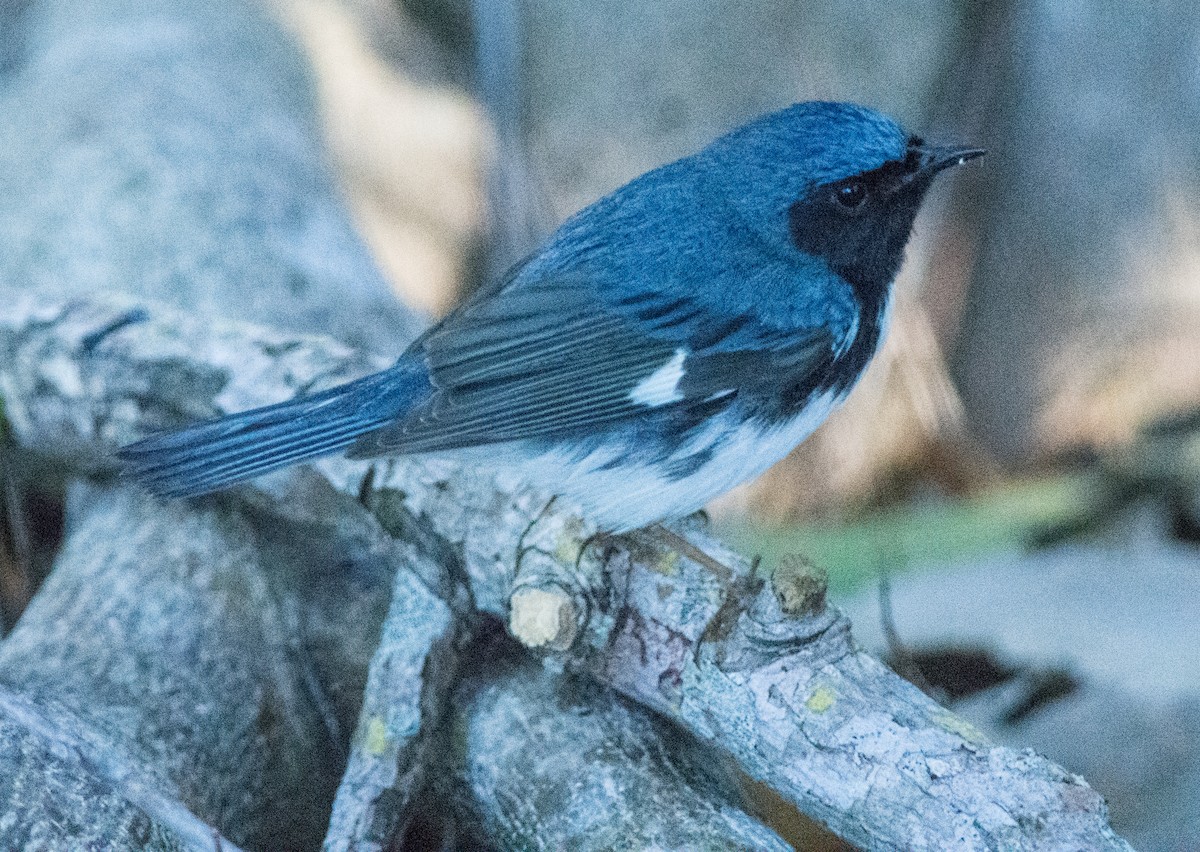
[2,0,1198,847]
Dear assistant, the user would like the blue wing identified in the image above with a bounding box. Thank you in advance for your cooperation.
[348,275,837,457]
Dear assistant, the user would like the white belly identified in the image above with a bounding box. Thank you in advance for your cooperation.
[517,388,845,531]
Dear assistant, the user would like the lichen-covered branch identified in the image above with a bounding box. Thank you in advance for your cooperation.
[0,292,1133,851]
[322,543,465,852]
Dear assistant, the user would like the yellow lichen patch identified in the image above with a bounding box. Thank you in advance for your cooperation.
[363,715,391,757]
[932,709,989,745]
[552,517,591,565]
[805,685,836,713]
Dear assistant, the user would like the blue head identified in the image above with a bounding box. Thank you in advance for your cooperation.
[536,101,981,339]
[698,102,981,311]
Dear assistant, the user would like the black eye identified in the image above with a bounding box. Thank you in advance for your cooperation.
[833,181,868,210]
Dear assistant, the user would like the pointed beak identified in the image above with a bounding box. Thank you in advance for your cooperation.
[914,144,986,179]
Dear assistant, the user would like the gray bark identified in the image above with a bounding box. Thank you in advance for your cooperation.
[321,535,464,852]
[0,292,1134,851]
[447,644,791,851]
[0,485,352,849]
[0,683,243,851]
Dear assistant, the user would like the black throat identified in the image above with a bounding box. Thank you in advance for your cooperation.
[786,163,931,393]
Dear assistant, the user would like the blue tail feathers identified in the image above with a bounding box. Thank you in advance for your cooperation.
[118,362,429,498]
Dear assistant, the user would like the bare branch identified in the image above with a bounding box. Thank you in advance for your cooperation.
[323,544,464,852]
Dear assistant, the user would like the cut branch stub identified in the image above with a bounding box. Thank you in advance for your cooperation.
[507,502,601,652]
[508,583,580,651]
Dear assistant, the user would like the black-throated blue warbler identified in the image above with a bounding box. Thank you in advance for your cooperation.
[120,101,982,531]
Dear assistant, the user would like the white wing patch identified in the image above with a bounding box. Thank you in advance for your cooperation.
[629,348,688,407]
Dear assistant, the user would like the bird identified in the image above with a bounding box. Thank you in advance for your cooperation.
[119,101,982,532]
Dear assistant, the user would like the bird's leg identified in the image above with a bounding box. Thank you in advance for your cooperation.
[645,524,734,584]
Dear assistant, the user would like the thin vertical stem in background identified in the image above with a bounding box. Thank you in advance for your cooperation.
[471,0,549,279]
[0,426,32,635]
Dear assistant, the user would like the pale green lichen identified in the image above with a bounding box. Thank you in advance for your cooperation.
[805,685,836,713]
[362,715,391,757]
[653,550,681,576]
[551,516,591,566]
[931,708,989,745]
[554,531,584,565]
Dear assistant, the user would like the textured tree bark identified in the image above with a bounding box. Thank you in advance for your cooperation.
[0,293,1134,851]
[321,535,464,852]
[0,682,247,851]
[446,638,791,851]
[0,486,359,850]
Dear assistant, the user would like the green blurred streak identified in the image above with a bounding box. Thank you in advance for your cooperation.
[717,475,1098,597]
